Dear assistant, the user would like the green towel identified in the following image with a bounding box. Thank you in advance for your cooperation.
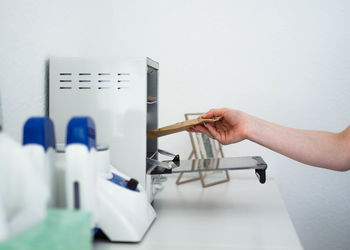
[0,209,92,250]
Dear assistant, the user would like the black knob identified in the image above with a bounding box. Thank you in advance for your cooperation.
[127,178,139,190]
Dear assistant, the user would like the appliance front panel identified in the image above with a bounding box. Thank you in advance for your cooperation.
[50,57,148,187]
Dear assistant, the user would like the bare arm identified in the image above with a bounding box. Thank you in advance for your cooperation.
[191,108,350,171]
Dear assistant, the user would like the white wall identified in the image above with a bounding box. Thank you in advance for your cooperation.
[1,0,350,249]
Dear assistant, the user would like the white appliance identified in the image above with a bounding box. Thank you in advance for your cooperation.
[49,57,160,242]
[49,57,161,201]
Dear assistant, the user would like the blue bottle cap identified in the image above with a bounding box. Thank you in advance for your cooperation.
[23,117,56,151]
[66,117,96,151]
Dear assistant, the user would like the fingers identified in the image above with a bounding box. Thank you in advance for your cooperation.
[191,123,227,144]
[204,123,221,140]
[190,125,214,139]
[201,108,227,119]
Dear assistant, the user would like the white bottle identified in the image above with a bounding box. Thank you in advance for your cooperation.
[65,117,97,226]
[22,117,56,207]
[0,133,48,239]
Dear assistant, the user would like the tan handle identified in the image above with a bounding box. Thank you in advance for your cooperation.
[147,116,223,139]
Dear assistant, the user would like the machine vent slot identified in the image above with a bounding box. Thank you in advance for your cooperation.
[60,80,72,82]
[60,87,72,89]
[79,80,91,82]
[117,87,129,90]
[79,73,91,76]
[117,73,130,76]
[117,80,129,82]
[79,87,91,89]
[98,73,110,75]
[60,73,72,76]
[98,87,110,90]
[98,80,111,82]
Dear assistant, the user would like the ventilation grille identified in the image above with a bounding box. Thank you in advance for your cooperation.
[58,72,130,90]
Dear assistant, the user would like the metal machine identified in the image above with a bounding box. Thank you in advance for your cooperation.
[50,57,158,199]
[49,57,267,242]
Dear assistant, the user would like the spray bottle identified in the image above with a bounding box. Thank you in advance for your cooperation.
[23,117,56,206]
[0,115,51,239]
[65,117,97,226]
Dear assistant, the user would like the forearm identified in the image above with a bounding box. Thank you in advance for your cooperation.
[244,114,350,171]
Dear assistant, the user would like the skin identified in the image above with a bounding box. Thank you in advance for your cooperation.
[190,108,350,172]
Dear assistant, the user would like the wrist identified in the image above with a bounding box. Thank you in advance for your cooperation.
[240,112,256,141]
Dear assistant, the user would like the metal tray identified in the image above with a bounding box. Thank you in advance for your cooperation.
[148,156,267,184]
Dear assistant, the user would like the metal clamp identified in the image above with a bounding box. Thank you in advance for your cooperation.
[146,158,177,170]
[146,149,180,175]
[158,149,180,163]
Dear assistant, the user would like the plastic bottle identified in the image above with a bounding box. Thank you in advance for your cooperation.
[65,117,97,226]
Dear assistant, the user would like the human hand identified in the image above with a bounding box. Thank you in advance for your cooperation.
[190,108,249,145]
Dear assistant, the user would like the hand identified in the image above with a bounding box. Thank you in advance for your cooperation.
[191,108,249,145]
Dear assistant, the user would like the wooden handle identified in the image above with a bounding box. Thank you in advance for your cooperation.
[147,116,223,139]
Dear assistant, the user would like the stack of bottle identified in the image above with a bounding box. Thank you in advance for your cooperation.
[0,102,96,249]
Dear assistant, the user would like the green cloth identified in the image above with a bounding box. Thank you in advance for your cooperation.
[0,209,92,250]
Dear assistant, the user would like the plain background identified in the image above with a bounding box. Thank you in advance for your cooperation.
[1,0,350,249]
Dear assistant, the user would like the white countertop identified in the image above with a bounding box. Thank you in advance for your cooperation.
[95,171,303,250]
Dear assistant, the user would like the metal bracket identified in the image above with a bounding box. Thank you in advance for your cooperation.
[253,156,267,184]
[255,169,266,184]
[146,158,177,170]
[158,149,180,164]
[146,149,180,175]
